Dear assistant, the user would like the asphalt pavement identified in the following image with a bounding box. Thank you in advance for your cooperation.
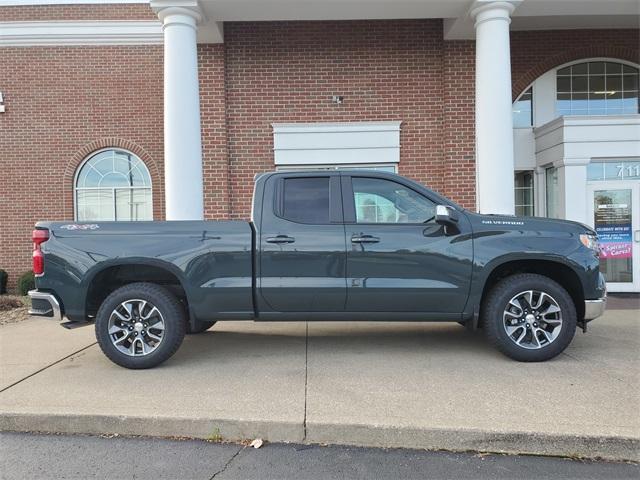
[1,432,638,480]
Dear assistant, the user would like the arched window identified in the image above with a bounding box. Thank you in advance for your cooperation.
[75,149,153,221]
[556,61,638,116]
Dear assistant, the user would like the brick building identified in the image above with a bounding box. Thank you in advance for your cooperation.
[0,0,639,292]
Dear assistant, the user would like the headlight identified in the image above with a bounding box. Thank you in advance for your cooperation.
[580,233,599,254]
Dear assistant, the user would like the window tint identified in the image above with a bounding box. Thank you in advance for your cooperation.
[282,177,330,224]
[352,177,435,224]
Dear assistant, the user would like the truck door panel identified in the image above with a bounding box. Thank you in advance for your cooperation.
[259,174,347,312]
[343,175,473,313]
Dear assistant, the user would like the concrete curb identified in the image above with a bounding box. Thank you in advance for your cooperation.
[306,422,640,462]
[2,412,637,462]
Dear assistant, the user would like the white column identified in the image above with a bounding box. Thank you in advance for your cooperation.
[155,2,204,220]
[471,0,521,215]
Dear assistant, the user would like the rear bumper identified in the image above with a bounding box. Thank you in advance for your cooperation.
[28,290,62,321]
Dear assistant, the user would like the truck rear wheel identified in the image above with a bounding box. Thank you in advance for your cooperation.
[482,273,576,362]
[95,282,186,369]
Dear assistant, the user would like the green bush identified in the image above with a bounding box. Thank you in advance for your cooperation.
[0,269,7,294]
[17,271,35,296]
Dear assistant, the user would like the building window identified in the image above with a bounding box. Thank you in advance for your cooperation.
[587,160,640,181]
[75,149,153,221]
[514,171,534,216]
[545,166,559,218]
[556,61,639,116]
[512,87,533,128]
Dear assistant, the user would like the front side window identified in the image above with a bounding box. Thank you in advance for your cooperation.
[556,61,639,116]
[282,177,330,224]
[352,177,435,224]
[75,149,152,221]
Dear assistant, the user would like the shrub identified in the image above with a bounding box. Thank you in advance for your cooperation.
[17,271,35,296]
[0,269,7,294]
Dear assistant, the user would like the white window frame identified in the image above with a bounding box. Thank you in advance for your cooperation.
[74,148,153,222]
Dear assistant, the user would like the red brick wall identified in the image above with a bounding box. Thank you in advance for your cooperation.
[223,20,449,219]
[442,40,475,207]
[199,44,231,219]
[0,45,163,289]
[0,4,156,21]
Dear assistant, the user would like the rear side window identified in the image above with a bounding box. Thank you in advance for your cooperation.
[282,177,330,224]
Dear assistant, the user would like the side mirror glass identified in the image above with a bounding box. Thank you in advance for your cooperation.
[435,205,459,225]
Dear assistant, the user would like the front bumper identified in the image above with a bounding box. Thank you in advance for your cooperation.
[28,290,62,321]
[584,295,606,321]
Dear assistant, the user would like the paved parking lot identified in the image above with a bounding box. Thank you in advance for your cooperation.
[1,308,638,460]
[2,432,638,480]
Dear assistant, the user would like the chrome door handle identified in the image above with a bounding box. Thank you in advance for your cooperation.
[634,230,640,243]
[266,235,295,244]
[351,235,380,244]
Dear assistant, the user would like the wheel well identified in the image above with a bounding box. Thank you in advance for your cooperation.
[86,264,188,318]
[479,260,585,321]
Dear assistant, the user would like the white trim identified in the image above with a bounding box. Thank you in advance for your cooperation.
[272,121,402,166]
[276,163,398,173]
[0,20,162,46]
[0,1,148,5]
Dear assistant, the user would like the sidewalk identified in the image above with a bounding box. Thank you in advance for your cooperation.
[1,310,638,461]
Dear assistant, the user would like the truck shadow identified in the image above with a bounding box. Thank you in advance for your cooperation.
[172,322,497,366]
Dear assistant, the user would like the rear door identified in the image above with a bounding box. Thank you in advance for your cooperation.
[259,173,347,312]
[342,174,473,313]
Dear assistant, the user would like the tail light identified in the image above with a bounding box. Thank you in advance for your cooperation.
[32,229,49,276]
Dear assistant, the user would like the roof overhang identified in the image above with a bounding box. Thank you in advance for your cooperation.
[1,0,638,43]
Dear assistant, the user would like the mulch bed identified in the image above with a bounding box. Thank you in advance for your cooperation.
[0,296,30,326]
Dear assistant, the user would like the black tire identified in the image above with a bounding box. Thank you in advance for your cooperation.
[95,282,186,369]
[483,273,576,362]
[186,320,216,334]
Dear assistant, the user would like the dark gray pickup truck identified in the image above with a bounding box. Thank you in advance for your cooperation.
[29,170,606,368]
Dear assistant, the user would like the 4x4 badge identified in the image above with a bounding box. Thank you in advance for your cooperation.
[60,224,100,230]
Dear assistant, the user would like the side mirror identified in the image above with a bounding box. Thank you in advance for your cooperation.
[435,205,459,225]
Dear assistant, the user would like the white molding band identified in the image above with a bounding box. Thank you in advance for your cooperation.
[272,121,402,166]
[0,20,162,46]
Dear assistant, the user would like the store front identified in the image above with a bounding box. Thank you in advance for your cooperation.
[512,59,640,292]
[587,161,640,292]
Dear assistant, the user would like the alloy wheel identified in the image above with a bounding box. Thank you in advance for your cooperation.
[502,290,563,350]
[107,299,165,356]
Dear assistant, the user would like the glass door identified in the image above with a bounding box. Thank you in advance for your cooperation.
[587,181,640,292]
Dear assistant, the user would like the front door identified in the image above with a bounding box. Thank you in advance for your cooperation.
[587,181,640,293]
[259,173,347,312]
[342,175,473,314]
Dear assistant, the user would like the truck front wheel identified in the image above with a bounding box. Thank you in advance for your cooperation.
[95,283,186,369]
[482,273,577,362]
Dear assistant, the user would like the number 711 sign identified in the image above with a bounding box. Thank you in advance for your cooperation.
[617,163,640,179]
